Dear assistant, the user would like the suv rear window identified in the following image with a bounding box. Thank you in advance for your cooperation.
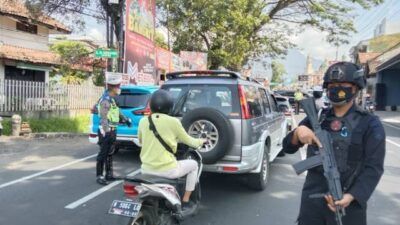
[163,84,240,118]
[114,92,151,108]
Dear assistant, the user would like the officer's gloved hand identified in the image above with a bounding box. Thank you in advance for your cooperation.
[126,118,132,127]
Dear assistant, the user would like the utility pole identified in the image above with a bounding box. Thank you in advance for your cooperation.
[118,0,125,73]
[167,3,170,51]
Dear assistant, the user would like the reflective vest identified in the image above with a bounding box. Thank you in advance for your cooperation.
[98,92,120,127]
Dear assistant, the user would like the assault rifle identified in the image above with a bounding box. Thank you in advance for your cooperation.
[292,98,345,225]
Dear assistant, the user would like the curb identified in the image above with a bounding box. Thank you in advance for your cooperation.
[30,132,88,139]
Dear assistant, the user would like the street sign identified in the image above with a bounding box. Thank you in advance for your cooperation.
[108,0,119,4]
[95,49,119,58]
[298,75,309,82]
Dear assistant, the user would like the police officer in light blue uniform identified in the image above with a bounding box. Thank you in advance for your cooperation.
[283,62,386,225]
[96,74,131,185]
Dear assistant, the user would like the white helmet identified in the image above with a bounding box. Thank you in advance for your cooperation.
[313,86,323,92]
[106,72,122,85]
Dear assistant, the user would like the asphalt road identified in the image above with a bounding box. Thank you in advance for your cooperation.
[0,114,399,225]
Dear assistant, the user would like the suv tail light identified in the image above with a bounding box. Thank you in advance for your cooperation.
[133,104,151,116]
[123,183,139,197]
[238,85,252,120]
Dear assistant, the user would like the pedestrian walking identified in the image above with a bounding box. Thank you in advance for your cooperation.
[282,62,386,225]
[96,73,131,185]
[294,89,304,115]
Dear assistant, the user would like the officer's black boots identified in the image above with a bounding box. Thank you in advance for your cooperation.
[96,161,108,185]
[105,156,117,181]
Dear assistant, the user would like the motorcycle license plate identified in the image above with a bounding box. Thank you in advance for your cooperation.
[108,200,142,218]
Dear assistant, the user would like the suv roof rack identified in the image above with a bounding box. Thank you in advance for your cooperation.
[166,70,242,80]
[245,77,263,85]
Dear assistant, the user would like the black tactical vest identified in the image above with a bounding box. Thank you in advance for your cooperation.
[307,107,370,191]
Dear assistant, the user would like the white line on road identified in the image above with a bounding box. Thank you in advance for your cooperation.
[386,139,400,148]
[0,154,97,190]
[65,169,141,209]
[383,122,400,130]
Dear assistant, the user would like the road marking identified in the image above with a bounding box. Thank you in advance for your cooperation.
[386,139,400,148]
[383,122,400,130]
[65,169,141,209]
[0,154,97,190]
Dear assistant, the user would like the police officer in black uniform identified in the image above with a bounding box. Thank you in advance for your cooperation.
[282,62,386,225]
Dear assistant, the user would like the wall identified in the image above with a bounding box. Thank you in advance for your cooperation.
[0,15,50,51]
[381,69,400,106]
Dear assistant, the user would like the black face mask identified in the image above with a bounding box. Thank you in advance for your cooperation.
[327,86,354,105]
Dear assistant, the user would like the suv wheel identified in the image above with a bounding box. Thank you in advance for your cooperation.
[182,107,234,164]
[247,144,270,190]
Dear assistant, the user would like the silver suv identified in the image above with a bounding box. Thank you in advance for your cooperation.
[161,70,287,190]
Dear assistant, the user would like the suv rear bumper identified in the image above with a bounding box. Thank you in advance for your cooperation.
[203,141,264,174]
[88,133,141,147]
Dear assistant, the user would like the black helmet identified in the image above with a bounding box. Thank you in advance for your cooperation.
[150,89,174,114]
[323,62,366,89]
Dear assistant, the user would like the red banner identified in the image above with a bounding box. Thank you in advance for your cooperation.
[124,0,156,85]
[156,47,171,71]
[180,51,208,70]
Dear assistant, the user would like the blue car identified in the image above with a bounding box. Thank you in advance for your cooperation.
[88,85,159,150]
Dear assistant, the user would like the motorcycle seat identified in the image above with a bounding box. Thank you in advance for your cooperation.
[125,173,186,185]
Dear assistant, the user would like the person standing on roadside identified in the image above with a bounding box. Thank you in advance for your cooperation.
[96,74,131,185]
[282,62,385,225]
[294,89,304,115]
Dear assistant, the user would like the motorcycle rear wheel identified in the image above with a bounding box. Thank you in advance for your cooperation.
[128,210,152,225]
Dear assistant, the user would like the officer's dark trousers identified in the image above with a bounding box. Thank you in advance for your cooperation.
[295,101,300,115]
[298,198,366,225]
[96,130,116,177]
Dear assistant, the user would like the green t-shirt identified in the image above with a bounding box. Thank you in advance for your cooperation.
[138,113,203,172]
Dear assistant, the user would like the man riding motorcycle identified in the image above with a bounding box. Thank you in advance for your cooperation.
[137,90,206,216]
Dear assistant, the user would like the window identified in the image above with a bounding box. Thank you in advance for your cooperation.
[259,89,271,114]
[114,93,151,108]
[243,86,263,117]
[16,22,38,34]
[163,84,240,118]
[268,94,278,112]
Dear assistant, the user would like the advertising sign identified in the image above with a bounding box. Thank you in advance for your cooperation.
[180,51,208,70]
[171,54,182,71]
[156,47,171,71]
[298,75,309,81]
[125,0,156,85]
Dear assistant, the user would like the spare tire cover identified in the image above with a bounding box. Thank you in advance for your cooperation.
[181,107,234,164]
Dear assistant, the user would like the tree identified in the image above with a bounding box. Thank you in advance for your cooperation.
[50,40,91,84]
[155,31,168,49]
[271,61,286,84]
[157,0,383,70]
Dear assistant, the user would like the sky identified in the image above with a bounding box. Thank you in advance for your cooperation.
[75,0,400,64]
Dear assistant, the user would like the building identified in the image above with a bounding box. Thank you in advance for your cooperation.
[364,43,400,111]
[350,33,400,64]
[299,55,328,88]
[0,0,70,83]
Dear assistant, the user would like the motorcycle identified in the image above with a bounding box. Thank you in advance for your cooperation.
[108,146,203,225]
[365,101,375,113]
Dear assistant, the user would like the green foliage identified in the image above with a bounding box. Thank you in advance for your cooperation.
[1,115,90,136]
[271,61,286,84]
[157,0,383,70]
[26,115,90,133]
[50,40,91,84]
[1,118,12,136]
[155,31,168,49]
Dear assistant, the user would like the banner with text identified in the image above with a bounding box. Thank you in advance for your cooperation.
[124,0,156,85]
